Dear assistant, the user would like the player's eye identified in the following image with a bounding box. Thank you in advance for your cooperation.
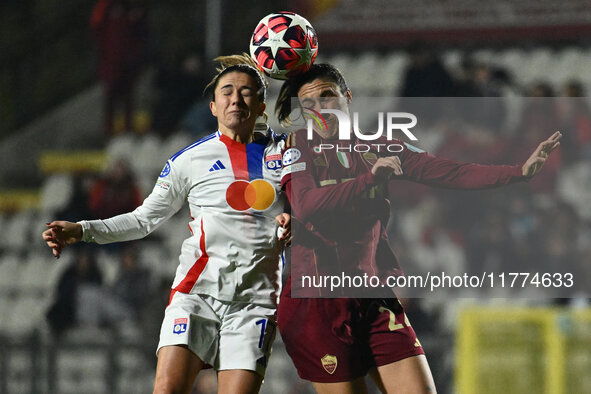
[220,87,233,96]
[241,88,254,97]
[301,99,315,108]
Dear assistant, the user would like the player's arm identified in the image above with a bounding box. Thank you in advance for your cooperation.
[396,132,561,189]
[281,153,398,222]
[42,160,187,257]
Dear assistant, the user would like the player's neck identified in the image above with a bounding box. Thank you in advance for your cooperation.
[219,127,253,144]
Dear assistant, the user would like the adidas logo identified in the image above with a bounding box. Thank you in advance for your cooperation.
[208,160,226,172]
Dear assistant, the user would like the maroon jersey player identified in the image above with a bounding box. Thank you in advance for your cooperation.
[274,63,561,393]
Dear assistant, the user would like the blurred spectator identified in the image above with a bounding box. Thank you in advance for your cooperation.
[46,245,151,337]
[456,58,512,97]
[90,0,149,135]
[557,160,591,221]
[112,244,150,316]
[556,80,591,164]
[466,209,516,274]
[399,46,455,97]
[177,100,219,139]
[511,82,562,192]
[398,45,456,127]
[140,276,174,366]
[538,201,580,268]
[56,173,95,222]
[88,159,142,219]
[46,247,103,337]
[454,58,508,131]
[152,49,209,137]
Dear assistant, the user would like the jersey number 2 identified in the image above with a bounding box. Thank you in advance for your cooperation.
[379,306,411,331]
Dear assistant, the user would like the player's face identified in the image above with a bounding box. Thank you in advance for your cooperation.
[297,78,352,140]
[210,71,266,141]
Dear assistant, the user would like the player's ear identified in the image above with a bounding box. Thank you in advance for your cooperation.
[210,101,217,117]
[346,89,352,104]
[258,102,266,116]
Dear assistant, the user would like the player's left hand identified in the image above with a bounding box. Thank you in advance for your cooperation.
[522,131,562,177]
[371,156,403,180]
[42,221,83,258]
[275,213,292,246]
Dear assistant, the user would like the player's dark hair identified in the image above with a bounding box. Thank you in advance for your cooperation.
[275,63,349,125]
[204,53,268,102]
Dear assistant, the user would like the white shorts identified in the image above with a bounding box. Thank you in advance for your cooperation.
[157,291,277,377]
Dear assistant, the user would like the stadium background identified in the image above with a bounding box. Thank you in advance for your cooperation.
[1,0,590,393]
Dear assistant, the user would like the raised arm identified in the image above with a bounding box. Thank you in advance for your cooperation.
[397,132,562,189]
[521,131,562,177]
[42,159,187,258]
[281,144,401,221]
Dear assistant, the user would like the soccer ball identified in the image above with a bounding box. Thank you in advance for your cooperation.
[249,11,318,80]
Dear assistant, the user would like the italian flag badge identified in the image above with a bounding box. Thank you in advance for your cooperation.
[336,151,351,168]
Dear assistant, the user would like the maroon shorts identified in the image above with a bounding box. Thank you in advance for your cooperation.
[277,296,424,383]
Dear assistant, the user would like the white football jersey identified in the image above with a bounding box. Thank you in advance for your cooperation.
[80,129,287,306]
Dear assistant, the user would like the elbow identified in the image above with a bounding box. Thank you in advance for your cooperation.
[294,207,314,223]
[290,190,316,223]
[130,209,157,238]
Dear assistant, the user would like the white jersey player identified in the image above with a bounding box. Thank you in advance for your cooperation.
[78,127,286,305]
[43,56,290,394]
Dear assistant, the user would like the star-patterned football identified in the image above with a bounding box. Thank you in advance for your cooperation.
[249,12,318,80]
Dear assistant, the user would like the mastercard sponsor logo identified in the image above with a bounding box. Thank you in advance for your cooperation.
[226,179,276,211]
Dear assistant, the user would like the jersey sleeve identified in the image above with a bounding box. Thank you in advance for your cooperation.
[281,131,378,222]
[79,159,188,244]
[396,141,526,189]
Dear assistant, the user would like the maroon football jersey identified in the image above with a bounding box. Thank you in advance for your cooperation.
[281,129,526,297]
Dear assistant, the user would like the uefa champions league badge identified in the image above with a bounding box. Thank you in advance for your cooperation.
[173,318,188,334]
[282,148,301,166]
[159,162,171,178]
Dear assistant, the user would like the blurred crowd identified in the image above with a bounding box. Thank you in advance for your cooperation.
[397,47,590,269]
[393,47,591,330]
[2,4,591,389]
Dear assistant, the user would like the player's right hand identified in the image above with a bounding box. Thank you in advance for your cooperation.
[42,221,83,258]
[521,131,562,177]
[275,213,292,247]
[371,156,403,180]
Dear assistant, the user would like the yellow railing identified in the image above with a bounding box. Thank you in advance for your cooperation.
[38,150,107,174]
[456,307,591,394]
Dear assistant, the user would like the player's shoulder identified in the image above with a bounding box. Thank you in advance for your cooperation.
[283,128,309,149]
[169,131,219,163]
[269,127,287,143]
[400,141,426,153]
[265,127,288,152]
[369,135,426,155]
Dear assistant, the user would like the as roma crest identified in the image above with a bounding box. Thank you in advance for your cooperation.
[321,354,338,374]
